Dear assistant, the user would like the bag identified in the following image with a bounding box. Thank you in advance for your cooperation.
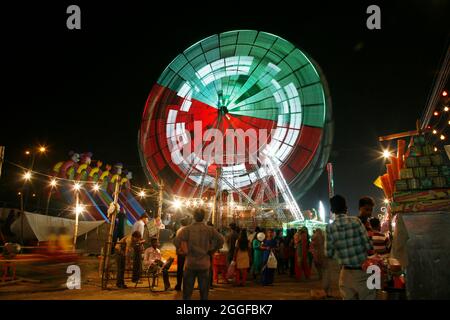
[267,251,278,269]
[226,261,236,279]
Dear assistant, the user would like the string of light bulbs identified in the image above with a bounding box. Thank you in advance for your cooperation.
[5,159,160,199]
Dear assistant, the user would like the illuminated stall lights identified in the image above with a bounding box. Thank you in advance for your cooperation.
[73,182,82,191]
[172,198,182,209]
[74,204,85,215]
[23,171,32,181]
[382,150,392,159]
[138,190,147,198]
[50,179,57,187]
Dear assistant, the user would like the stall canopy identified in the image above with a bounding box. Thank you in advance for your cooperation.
[10,212,105,242]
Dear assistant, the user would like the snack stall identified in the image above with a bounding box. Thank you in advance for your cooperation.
[376,134,450,299]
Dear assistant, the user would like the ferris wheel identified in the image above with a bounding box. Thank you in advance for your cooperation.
[139,30,332,222]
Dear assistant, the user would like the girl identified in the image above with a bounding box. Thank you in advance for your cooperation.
[234,229,251,286]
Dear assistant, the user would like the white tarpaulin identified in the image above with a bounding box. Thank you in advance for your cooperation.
[11,212,105,242]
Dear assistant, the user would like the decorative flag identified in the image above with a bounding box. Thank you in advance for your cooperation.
[373,176,383,189]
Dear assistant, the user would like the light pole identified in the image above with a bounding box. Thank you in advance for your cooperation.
[18,192,24,245]
[20,171,32,245]
[73,183,82,250]
[24,146,47,211]
[45,179,57,215]
[101,176,121,289]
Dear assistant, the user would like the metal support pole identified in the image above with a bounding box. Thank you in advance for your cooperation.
[157,179,164,240]
[211,167,220,227]
[20,193,24,245]
[327,162,334,198]
[101,178,120,289]
[73,192,80,249]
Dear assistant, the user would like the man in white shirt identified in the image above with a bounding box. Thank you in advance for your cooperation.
[144,238,174,291]
[132,213,149,238]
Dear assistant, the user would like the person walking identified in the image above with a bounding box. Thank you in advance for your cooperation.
[233,229,251,286]
[174,208,224,300]
[326,195,375,300]
[174,217,190,291]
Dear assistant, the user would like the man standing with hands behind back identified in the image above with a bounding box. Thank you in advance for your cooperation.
[174,208,224,300]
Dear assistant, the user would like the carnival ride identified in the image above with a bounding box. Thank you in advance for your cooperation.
[139,30,333,226]
[51,151,148,224]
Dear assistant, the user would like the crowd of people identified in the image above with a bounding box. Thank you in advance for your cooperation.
[110,194,391,301]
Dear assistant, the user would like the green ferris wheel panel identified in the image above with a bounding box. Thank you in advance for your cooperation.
[157,30,327,129]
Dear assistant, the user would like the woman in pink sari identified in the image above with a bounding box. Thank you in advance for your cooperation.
[294,227,311,280]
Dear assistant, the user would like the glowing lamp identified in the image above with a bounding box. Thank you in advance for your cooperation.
[75,204,84,215]
[173,199,182,209]
[23,171,32,181]
[382,150,391,159]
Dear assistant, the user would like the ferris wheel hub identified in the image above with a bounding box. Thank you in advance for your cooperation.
[219,106,229,115]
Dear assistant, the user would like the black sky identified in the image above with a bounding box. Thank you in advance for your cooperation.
[1,1,449,214]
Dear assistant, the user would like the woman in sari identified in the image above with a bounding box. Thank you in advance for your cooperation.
[294,227,311,280]
[261,229,277,286]
[250,228,263,280]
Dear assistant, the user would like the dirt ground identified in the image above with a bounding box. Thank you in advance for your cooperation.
[0,256,342,300]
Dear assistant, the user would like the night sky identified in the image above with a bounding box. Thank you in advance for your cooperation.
[1,1,449,215]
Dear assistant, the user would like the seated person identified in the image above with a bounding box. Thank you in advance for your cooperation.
[143,238,174,291]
